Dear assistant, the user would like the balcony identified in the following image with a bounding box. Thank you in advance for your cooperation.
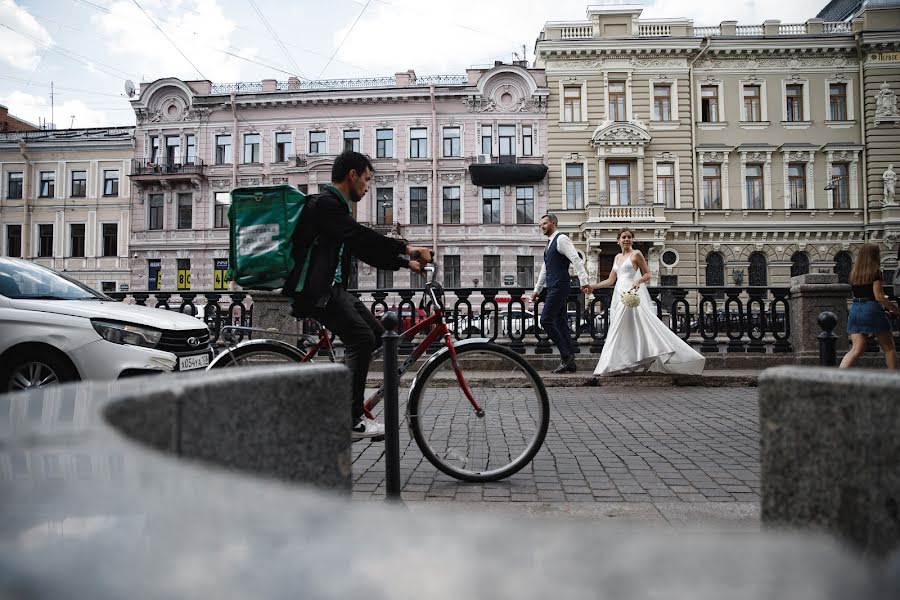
[130,158,206,184]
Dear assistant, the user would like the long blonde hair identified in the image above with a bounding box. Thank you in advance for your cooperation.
[849,243,881,286]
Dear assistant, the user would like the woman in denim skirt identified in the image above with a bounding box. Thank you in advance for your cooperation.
[839,243,900,369]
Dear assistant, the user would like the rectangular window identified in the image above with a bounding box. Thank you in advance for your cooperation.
[409,127,427,158]
[177,193,193,229]
[409,186,428,225]
[498,125,516,157]
[176,258,191,291]
[410,270,426,289]
[376,129,393,158]
[343,129,360,152]
[785,84,804,121]
[39,171,55,198]
[701,85,719,122]
[297,184,308,194]
[743,85,762,121]
[443,255,460,288]
[148,194,164,230]
[609,82,626,121]
[214,192,230,228]
[702,165,722,209]
[309,131,326,154]
[165,135,180,164]
[516,255,534,289]
[482,187,501,224]
[38,224,53,257]
[100,282,115,293]
[563,86,582,122]
[102,223,117,257]
[830,83,848,120]
[215,135,232,164]
[483,255,500,288]
[377,268,393,289]
[831,163,850,209]
[653,84,672,121]
[788,164,806,209]
[481,124,492,155]
[103,170,119,196]
[656,163,675,208]
[148,259,161,291]
[608,163,631,206]
[745,164,764,209]
[522,125,533,156]
[186,134,196,164]
[565,163,584,209]
[6,225,22,257]
[442,127,460,157]
[376,188,393,225]
[442,186,460,224]
[7,172,23,199]
[150,136,160,162]
[516,186,534,224]
[213,258,229,290]
[70,170,87,197]
[243,133,260,163]
[275,132,292,162]
[70,224,85,258]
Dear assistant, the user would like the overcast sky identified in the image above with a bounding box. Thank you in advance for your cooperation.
[1,0,829,129]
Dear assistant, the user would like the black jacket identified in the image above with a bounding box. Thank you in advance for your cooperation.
[284,185,408,312]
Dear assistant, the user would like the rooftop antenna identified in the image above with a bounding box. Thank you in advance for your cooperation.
[50,81,54,129]
[70,115,75,128]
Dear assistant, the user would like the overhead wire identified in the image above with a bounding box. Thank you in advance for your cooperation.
[131,0,207,80]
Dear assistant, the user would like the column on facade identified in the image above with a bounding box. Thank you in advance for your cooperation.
[597,155,606,206]
[636,154,644,205]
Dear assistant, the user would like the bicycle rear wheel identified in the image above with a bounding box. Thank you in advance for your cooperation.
[408,342,549,482]
[207,340,305,368]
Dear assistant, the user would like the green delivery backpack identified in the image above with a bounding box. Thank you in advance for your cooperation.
[227,185,311,291]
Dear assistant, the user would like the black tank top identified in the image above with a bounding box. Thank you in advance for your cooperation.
[851,274,881,300]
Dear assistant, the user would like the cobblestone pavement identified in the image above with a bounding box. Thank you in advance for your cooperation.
[352,386,760,507]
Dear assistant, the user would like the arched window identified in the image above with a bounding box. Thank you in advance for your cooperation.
[790,252,810,278]
[834,251,853,284]
[749,252,768,287]
[705,252,724,286]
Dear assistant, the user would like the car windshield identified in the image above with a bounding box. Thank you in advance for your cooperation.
[0,259,109,301]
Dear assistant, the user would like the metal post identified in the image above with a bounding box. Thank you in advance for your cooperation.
[817,311,838,366]
[381,311,402,501]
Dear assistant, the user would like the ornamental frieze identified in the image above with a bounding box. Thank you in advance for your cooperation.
[211,179,230,189]
[440,173,463,184]
[407,173,429,183]
[374,175,395,184]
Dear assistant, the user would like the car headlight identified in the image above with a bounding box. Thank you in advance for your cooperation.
[91,320,162,348]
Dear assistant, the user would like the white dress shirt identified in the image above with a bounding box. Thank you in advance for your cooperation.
[532,230,589,295]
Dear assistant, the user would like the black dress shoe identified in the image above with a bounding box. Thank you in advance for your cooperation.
[550,361,568,374]
[561,357,577,373]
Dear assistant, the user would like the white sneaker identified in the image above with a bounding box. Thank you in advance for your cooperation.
[352,418,386,440]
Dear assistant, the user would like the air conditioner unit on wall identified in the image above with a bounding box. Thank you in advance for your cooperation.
[476,154,491,164]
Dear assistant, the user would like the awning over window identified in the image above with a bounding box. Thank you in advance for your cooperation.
[468,163,548,186]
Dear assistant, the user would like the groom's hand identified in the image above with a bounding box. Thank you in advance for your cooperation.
[580,285,592,295]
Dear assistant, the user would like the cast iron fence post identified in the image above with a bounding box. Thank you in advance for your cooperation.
[817,311,838,366]
[381,311,402,501]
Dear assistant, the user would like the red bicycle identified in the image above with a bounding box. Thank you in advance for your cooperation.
[208,265,550,482]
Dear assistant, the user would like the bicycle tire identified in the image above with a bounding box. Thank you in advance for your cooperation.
[407,342,549,482]
[207,340,306,368]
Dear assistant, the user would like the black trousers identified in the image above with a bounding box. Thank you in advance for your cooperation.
[308,287,383,424]
[540,283,575,359]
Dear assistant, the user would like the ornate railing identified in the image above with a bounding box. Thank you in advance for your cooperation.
[823,21,852,33]
[560,25,593,38]
[413,75,469,86]
[778,24,807,35]
[276,77,397,91]
[639,24,671,37]
[596,205,656,220]
[693,26,721,37]
[734,25,764,35]
[130,158,205,177]
[210,82,264,94]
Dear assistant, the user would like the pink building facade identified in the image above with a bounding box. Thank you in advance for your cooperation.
[128,63,549,293]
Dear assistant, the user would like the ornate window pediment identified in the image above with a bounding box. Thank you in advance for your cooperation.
[590,118,651,147]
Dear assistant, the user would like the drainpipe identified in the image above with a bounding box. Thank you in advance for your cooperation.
[430,85,438,257]
[231,91,238,190]
[689,37,711,288]
[18,140,31,258]
[855,33,869,238]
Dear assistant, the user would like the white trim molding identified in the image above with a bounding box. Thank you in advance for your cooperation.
[651,152,681,209]
[738,150,774,210]
[780,75,812,130]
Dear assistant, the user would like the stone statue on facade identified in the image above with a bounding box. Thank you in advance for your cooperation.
[883,164,897,206]
[875,82,899,118]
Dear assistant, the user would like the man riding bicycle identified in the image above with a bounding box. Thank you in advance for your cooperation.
[283,151,433,439]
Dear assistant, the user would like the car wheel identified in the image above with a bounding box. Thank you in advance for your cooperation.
[2,350,77,393]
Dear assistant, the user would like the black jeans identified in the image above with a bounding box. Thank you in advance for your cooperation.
[540,284,575,359]
[308,287,383,424]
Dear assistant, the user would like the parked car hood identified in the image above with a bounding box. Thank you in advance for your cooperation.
[9,299,207,330]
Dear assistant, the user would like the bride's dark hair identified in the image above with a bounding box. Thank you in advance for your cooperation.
[617,227,635,241]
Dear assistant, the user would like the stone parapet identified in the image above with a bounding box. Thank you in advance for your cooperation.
[789,273,851,357]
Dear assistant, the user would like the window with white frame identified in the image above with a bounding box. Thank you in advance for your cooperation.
[6,224,22,257]
[481,124,492,155]
[483,255,500,288]
[522,125,533,156]
[787,164,807,209]
[38,224,53,257]
[39,171,55,198]
[516,186,534,224]
[656,163,675,208]
[186,134,196,163]
[70,170,87,197]
[517,255,534,288]
[442,127,460,157]
[563,86,582,122]
[7,172,23,199]
[745,164,764,209]
[215,135,232,164]
[743,84,762,122]
[343,130,360,152]
[177,193,193,229]
[443,255,460,288]
[275,132,292,162]
[214,192,230,228]
[498,125,516,157]
[608,163,630,206]
[376,129,393,158]
[309,131,326,154]
[701,85,720,122]
[243,133,261,163]
[608,81,626,121]
[409,127,427,158]
[482,187,500,224]
[565,163,584,209]
[829,83,848,121]
[103,170,119,196]
[148,194,164,230]
[70,223,85,258]
[831,163,850,209]
[785,84,804,122]
[653,84,672,121]
[442,186,460,224]
[376,188,393,225]
[409,186,428,225]
[702,165,722,209]
[101,223,118,257]
[149,136,160,162]
[165,135,180,164]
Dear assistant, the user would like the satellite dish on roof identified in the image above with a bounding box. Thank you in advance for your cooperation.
[124,80,136,98]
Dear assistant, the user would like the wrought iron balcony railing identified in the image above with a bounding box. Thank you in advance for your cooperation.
[131,158,206,177]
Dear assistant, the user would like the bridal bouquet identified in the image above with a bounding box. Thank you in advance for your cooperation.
[621,289,641,308]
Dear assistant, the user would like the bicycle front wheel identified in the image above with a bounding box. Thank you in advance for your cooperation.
[408,342,549,482]
[207,340,305,368]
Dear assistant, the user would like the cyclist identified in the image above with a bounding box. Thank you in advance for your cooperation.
[283,151,433,439]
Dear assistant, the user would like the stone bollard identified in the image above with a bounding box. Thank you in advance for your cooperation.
[817,311,838,366]
[789,274,851,362]
[248,290,303,336]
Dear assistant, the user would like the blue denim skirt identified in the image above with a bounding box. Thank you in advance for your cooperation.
[847,299,891,334]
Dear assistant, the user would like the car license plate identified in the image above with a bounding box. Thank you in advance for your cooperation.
[178,353,210,371]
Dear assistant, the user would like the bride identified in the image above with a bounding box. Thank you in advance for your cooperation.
[591,228,705,376]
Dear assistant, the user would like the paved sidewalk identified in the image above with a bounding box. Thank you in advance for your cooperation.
[352,385,762,528]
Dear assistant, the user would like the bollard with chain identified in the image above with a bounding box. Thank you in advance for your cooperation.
[817,311,838,366]
[381,311,402,501]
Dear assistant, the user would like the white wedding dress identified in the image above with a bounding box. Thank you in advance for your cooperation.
[593,256,706,376]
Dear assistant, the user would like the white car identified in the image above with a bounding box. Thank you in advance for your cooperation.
[0,257,213,393]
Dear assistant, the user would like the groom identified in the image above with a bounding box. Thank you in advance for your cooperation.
[530,213,592,373]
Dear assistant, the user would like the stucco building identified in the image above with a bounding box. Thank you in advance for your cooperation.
[0,127,135,291]
[534,1,900,290]
[127,63,549,293]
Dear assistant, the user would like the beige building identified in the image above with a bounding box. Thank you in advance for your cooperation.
[0,128,134,291]
[535,2,900,292]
